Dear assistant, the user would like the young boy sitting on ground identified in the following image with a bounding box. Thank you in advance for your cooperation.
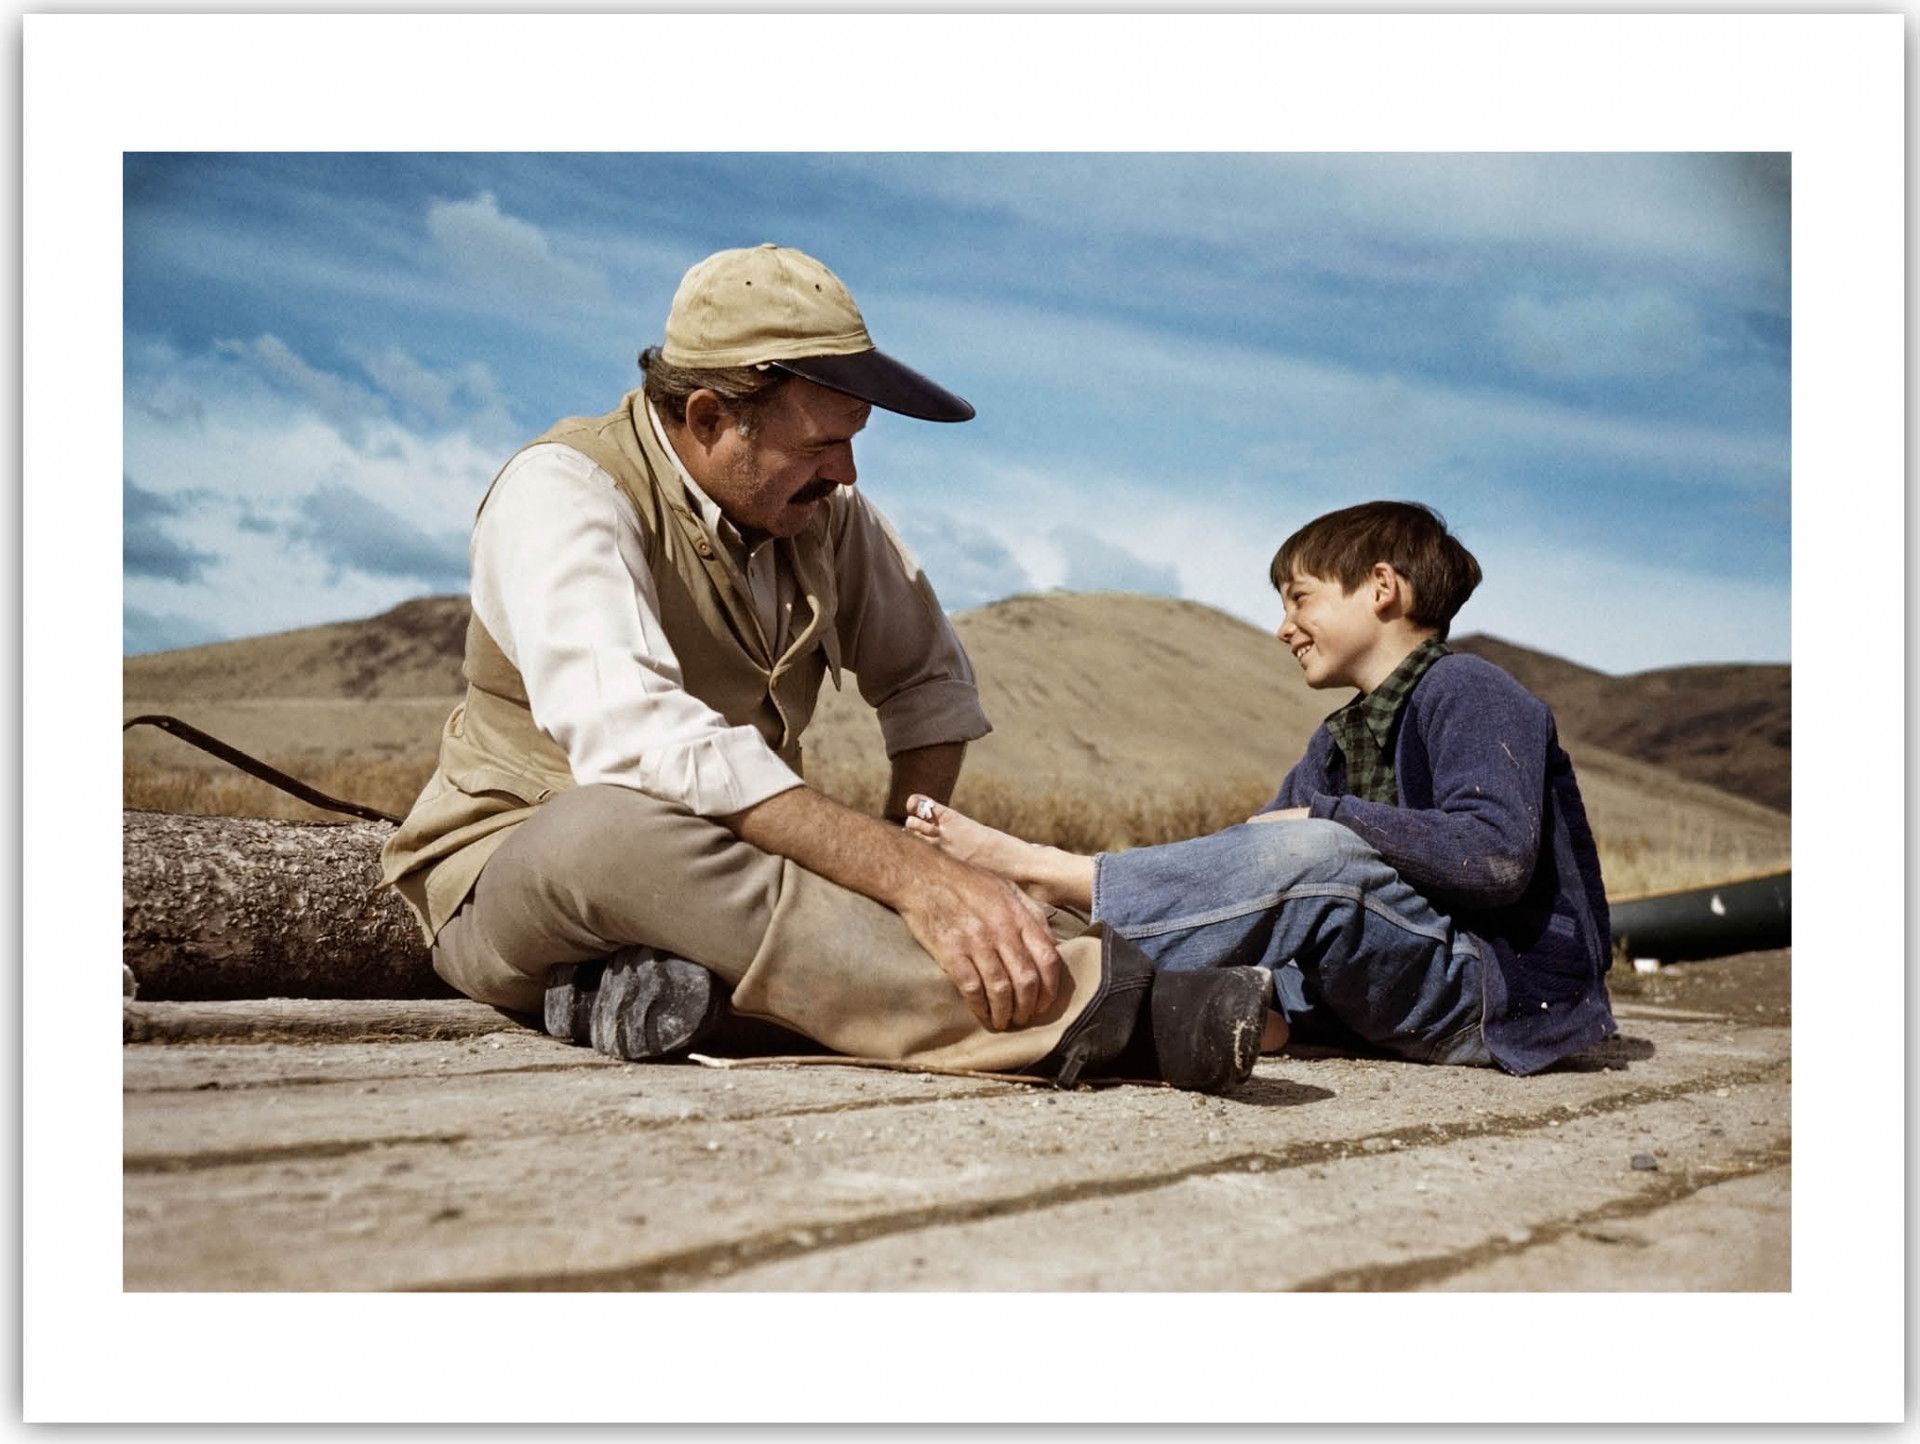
[908,500,1616,1075]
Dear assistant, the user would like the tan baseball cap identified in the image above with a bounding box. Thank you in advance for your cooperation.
[660,244,974,423]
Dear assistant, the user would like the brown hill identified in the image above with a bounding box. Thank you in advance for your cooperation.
[804,591,1324,795]
[122,596,470,702]
[124,592,1790,894]
[1450,635,1791,812]
[124,589,1322,806]
[125,596,1792,813]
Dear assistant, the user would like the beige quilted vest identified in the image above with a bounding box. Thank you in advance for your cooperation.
[378,390,843,941]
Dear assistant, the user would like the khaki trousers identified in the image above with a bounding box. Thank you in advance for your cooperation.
[432,784,1107,1072]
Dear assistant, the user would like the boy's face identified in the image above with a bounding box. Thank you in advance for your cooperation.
[1277,569,1386,691]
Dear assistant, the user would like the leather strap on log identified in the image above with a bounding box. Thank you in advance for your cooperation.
[124,714,404,825]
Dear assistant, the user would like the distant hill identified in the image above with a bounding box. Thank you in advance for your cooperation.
[125,591,1790,892]
[123,596,470,702]
[125,595,1792,813]
[805,591,1326,793]
[125,591,1792,808]
[1450,635,1791,812]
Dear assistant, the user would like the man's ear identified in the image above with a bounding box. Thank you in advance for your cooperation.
[682,389,729,449]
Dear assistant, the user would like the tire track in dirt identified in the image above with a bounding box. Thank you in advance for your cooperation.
[425,1058,1788,1291]
[1291,1146,1790,1291]
[124,1133,472,1173]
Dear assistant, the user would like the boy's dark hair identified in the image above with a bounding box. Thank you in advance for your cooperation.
[1269,501,1483,638]
[638,346,792,436]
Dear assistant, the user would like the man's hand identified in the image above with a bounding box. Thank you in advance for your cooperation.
[725,783,1063,1031]
[1248,805,1311,824]
[894,854,1062,1030]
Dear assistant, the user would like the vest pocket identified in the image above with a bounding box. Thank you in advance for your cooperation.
[445,762,554,806]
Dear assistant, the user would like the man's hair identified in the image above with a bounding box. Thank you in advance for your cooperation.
[638,346,792,436]
[1269,501,1483,638]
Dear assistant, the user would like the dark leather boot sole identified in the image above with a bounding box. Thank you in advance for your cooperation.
[1149,966,1271,1094]
[543,959,604,1044]
[543,949,725,1061]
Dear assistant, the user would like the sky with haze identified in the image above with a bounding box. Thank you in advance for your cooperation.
[123,151,1790,674]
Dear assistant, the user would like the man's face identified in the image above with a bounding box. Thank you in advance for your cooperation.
[703,379,871,539]
[1276,569,1383,692]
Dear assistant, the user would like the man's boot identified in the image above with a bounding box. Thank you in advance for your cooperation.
[542,946,726,1061]
[1145,966,1273,1093]
[543,959,604,1043]
[1029,924,1269,1094]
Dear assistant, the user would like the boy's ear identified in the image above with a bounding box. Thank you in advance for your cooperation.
[1369,562,1402,616]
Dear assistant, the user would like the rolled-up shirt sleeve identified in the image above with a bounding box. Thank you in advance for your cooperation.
[829,490,992,756]
[470,444,804,817]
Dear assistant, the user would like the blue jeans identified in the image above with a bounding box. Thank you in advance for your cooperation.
[1092,818,1492,1066]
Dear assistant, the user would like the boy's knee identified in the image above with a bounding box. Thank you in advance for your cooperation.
[1252,816,1377,880]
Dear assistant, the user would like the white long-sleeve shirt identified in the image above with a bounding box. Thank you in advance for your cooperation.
[469,409,989,817]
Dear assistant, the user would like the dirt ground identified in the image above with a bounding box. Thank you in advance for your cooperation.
[122,949,1789,1292]
[1605,945,1791,1023]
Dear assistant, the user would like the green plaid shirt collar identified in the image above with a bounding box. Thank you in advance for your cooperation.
[1324,637,1451,804]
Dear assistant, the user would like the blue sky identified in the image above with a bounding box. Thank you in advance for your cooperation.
[123,152,1790,673]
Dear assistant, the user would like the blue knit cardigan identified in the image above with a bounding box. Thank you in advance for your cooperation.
[1266,652,1616,1075]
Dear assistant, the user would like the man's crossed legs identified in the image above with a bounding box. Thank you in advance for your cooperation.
[429,784,1280,1091]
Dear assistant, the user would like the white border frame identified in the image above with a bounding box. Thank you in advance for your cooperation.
[22,11,1902,1426]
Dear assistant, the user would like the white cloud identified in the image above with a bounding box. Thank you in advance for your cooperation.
[287,485,470,590]
[124,477,216,584]
[426,190,608,310]
[124,605,225,656]
[868,450,1297,640]
[351,345,517,442]
[1286,154,1789,295]
[863,437,1785,673]
[890,511,1034,612]
[1461,537,1790,673]
[131,203,634,357]
[123,337,511,643]
[1052,527,1181,598]
[841,153,1789,301]
[897,294,1787,494]
[1497,290,1705,381]
[357,344,458,422]
[134,336,508,516]
[215,334,383,443]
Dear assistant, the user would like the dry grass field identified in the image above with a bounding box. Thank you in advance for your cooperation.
[125,591,1790,898]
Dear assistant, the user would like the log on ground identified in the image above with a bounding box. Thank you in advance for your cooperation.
[123,810,445,1001]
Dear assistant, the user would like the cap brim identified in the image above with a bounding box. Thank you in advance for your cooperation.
[771,350,975,423]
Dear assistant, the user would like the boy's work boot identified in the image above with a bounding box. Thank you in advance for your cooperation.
[542,947,726,1062]
[1028,925,1268,1095]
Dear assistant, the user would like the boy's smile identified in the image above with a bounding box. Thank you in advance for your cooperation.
[1278,573,1379,691]
[1276,567,1433,695]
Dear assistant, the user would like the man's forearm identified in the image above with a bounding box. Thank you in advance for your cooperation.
[883,741,966,824]
[727,784,929,912]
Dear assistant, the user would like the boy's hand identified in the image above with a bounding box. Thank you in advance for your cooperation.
[1248,806,1311,824]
